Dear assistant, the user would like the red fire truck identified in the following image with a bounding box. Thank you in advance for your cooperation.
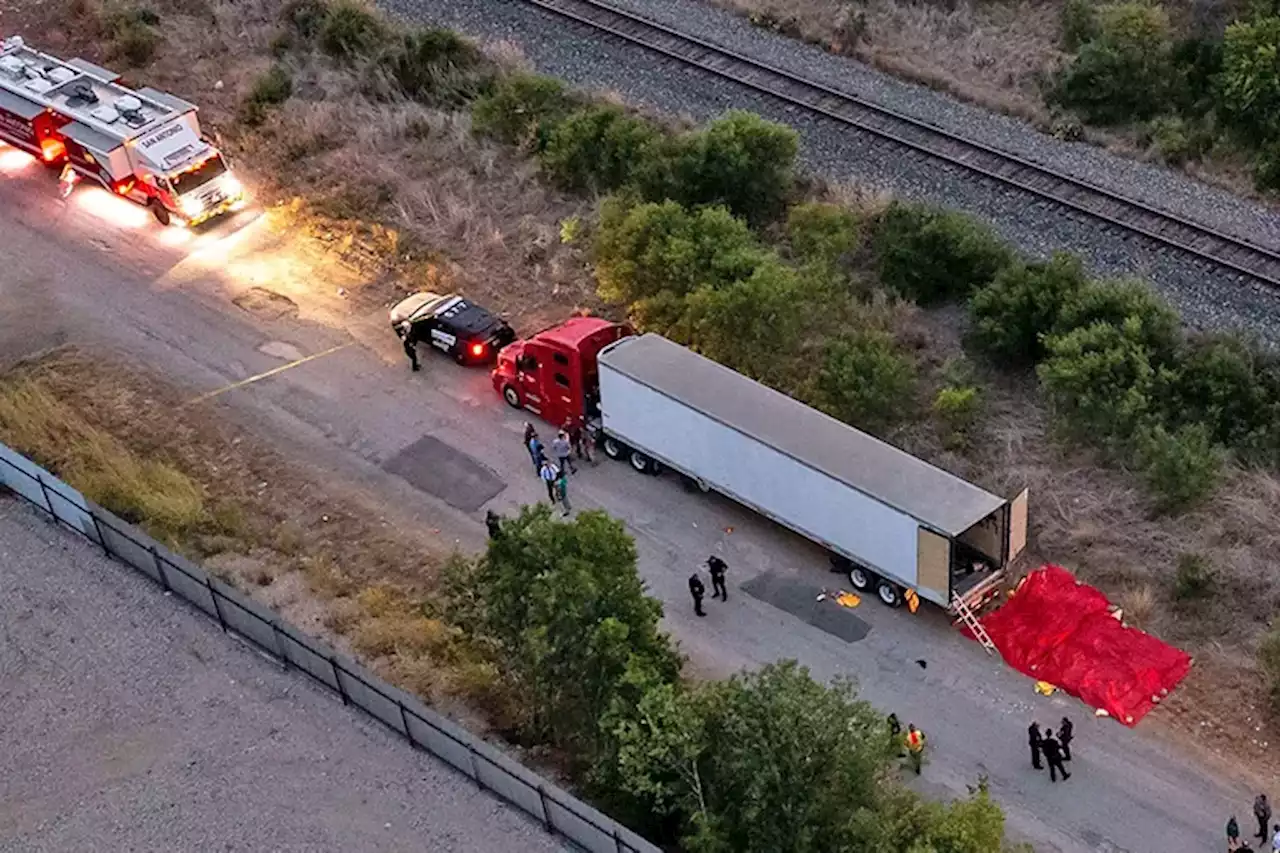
[0,35,244,225]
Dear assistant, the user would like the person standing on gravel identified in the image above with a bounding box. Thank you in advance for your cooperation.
[688,573,706,617]
[1256,795,1273,846]
[1058,716,1074,761]
[539,459,559,504]
[707,555,728,600]
[1028,721,1044,770]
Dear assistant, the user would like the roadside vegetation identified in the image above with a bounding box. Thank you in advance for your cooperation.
[716,0,1280,195]
[11,0,1278,804]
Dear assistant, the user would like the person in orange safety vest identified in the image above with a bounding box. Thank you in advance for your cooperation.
[904,723,926,775]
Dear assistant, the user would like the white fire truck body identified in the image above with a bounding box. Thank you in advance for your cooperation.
[0,35,244,225]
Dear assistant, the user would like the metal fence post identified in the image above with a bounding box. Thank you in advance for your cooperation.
[270,622,289,668]
[537,785,552,831]
[34,472,54,516]
[205,576,227,632]
[90,513,111,557]
[331,656,348,704]
[150,545,170,592]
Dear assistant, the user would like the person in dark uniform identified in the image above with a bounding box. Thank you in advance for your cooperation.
[688,573,706,617]
[1255,794,1272,846]
[1028,721,1044,770]
[401,324,420,371]
[1040,729,1070,782]
[707,555,728,600]
[485,509,502,539]
[887,713,904,756]
[1058,716,1074,761]
[1228,815,1241,848]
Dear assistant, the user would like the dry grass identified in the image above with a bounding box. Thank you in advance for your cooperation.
[0,350,512,731]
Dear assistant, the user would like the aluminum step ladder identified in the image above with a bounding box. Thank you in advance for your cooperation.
[952,596,997,656]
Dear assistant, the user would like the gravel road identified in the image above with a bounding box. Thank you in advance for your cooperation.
[0,497,570,853]
[385,0,1280,343]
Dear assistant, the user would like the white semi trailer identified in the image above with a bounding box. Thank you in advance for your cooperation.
[595,333,1028,612]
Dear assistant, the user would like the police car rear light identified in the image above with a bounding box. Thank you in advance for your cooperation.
[471,342,485,357]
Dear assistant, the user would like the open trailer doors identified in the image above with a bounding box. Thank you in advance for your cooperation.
[1007,487,1029,563]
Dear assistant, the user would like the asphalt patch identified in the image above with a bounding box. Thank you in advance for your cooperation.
[232,287,298,321]
[382,435,506,513]
[741,571,871,643]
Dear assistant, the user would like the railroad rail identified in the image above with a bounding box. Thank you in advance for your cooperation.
[521,0,1280,288]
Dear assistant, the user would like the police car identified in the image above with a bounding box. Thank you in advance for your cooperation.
[390,291,516,365]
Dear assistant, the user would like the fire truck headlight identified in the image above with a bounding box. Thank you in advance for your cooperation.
[223,176,243,198]
[180,196,205,219]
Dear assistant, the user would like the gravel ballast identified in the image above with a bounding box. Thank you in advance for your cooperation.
[0,498,570,853]
[385,0,1280,343]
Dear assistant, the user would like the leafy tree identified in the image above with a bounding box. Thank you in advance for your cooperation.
[471,73,577,146]
[1133,421,1224,512]
[1037,319,1161,444]
[1054,277,1181,361]
[541,105,663,191]
[594,200,766,305]
[1219,16,1280,143]
[677,260,808,384]
[968,252,1088,366]
[873,202,1012,304]
[606,661,895,853]
[785,202,860,269]
[638,111,799,224]
[1052,2,1175,123]
[812,329,916,432]
[934,386,982,449]
[457,505,682,750]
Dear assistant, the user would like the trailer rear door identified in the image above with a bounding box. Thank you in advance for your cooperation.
[1008,488,1029,563]
[916,528,951,605]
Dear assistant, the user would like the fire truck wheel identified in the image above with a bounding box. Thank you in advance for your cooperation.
[876,579,904,608]
[602,437,625,460]
[148,200,171,226]
[501,385,521,409]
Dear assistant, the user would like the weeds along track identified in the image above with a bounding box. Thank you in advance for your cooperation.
[521,0,1280,287]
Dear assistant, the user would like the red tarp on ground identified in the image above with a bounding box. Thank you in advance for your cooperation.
[979,565,1193,726]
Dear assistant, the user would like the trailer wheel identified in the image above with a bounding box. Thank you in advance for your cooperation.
[628,450,653,474]
[848,566,873,592]
[501,385,521,409]
[149,200,170,226]
[602,437,625,460]
[876,579,904,608]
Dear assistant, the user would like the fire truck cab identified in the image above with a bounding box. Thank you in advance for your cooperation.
[0,35,244,226]
[492,317,632,428]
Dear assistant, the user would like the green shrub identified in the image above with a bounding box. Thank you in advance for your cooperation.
[1255,139,1280,192]
[594,199,766,305]
[1133,421,1223,512]
[1052,2,1174,124]
[1219,16,1280,143]
[1038,319,1158,443]
[1260,624,1280,713]
[637,110,799,224]
[1054,278,1181,360]
[934,385,981,448]
[239,65,294,127]
[678,261,809,384]
[968,252,1088,366]
[317,0,387,60]
[471,73,576,146]
[873,202,1012,304]
[1061,0,1099,50]
[377,28,489,106]
[106,7,163,66]
[1169,333,1276,451]
[785,202,859,268]
[1173,552,1214,602]
[1148,115,1196,165]
[811,330,916,432]
[1169,36,1223,117]
[282,0,330,38]
[540,105,662,192]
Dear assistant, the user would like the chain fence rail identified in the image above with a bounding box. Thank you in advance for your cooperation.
[0,441,659,853]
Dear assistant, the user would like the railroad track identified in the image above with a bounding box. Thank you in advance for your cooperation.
[521,0,1280,288]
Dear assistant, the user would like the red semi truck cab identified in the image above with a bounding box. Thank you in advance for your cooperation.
[491,317,632,428]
